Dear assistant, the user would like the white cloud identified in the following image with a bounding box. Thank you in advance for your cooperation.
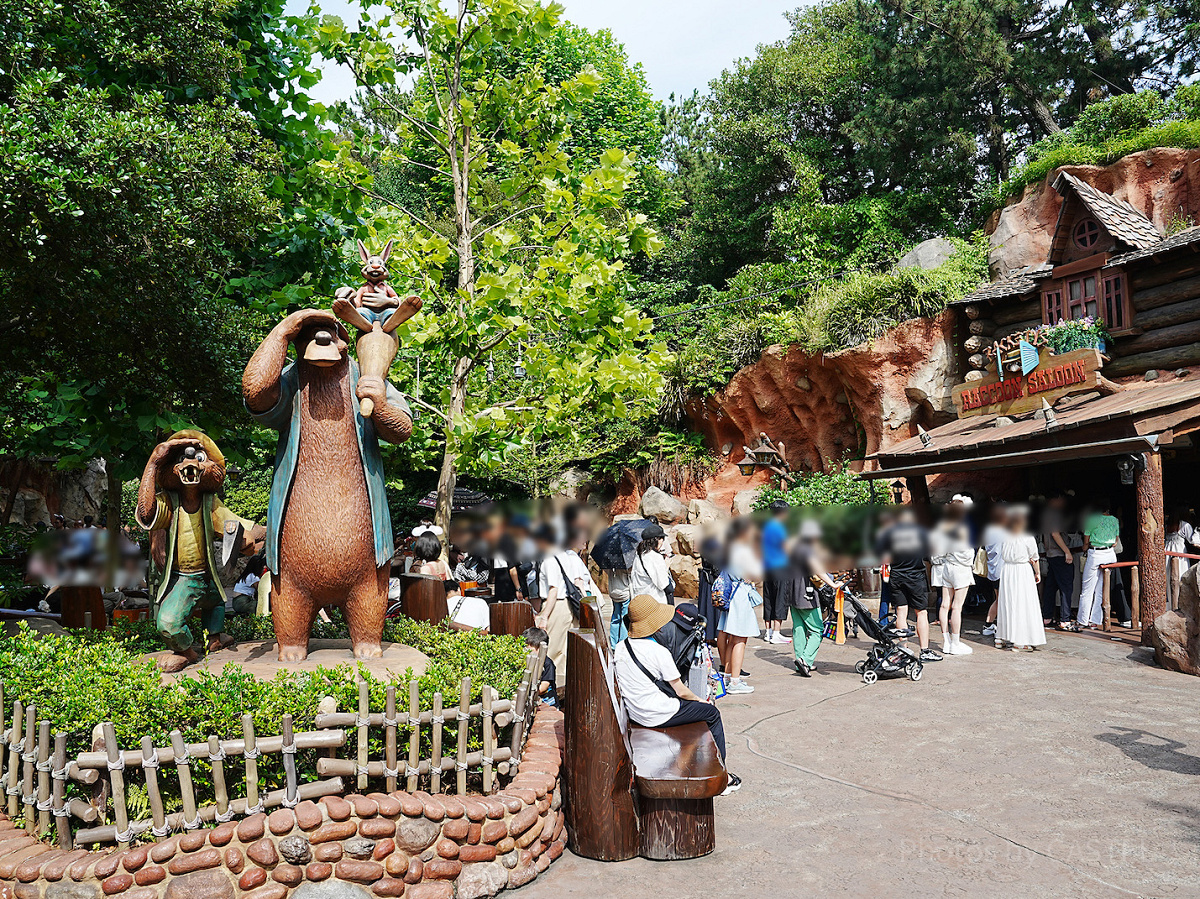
[285,0,803,106]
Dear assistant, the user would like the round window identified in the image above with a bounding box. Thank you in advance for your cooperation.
[1074,218,1100,249]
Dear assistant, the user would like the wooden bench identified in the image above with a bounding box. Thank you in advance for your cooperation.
[564,623,728,862]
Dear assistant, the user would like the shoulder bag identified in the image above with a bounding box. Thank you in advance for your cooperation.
[555,557,584,619]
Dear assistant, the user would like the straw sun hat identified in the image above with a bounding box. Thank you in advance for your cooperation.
[626,593,675,639]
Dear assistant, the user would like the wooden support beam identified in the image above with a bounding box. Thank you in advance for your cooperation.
[1135,450,1167,644]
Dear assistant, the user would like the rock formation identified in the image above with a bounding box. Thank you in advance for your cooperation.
[1150,564,1200,676]
[687,311,958,481]
[987,148,1200,278]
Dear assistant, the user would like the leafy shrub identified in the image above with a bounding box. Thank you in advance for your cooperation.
[754,464,874,509]
[0,616,528,813]
[223,466,272,522]
[997,86,1200,202]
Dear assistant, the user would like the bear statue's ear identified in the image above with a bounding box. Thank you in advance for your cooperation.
[380,239,394,263]
[358,239,369,263]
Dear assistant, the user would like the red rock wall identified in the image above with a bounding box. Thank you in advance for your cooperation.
[0,706,565,899]
[988,148,1200,277]
[687,311,959,488]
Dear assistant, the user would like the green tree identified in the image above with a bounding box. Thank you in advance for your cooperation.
[0,0,358,578]
[315,0,667,530]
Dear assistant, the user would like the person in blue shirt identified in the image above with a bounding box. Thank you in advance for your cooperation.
[761,500,791,644]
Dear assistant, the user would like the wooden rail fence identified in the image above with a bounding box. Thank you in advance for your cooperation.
[0,643,544,851]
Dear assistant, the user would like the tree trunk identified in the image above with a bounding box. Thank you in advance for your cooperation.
[435,357,472,534]
[1,458,28,526]
[1134,450,1166,645]
[104,458,121,592]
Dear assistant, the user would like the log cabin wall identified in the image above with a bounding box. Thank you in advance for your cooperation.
[957,168,1200,382]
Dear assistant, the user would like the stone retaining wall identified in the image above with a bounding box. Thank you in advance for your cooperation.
[0,707,565,899]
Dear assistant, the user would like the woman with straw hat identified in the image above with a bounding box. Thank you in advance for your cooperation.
[614,594,741,795]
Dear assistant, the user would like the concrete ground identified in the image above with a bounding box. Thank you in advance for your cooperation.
[524,620,1200,898]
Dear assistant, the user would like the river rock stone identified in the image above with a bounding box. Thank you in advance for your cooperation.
[343,838,375,860]
[279,835,313,866]
[292,883,372,899]
[456,861,510,899]
[162,870,235,899]
[46,885,100,899]
[638,486,687,524]
[396,816,441,853]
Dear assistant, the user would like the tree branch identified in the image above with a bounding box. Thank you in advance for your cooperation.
[472,204,546,241]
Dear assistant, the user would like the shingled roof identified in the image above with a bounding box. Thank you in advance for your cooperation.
[1053,172,1162,250]
[954,264,1051,306]
[1106,225,1200,267]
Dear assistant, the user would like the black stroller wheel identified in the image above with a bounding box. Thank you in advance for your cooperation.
[909,664,923,682]
[854,660,866,674]
[862,669,878,685]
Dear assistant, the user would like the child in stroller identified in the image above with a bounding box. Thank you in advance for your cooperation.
[841,589,924,684]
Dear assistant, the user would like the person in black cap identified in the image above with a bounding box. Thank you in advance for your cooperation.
[628,522,672,607]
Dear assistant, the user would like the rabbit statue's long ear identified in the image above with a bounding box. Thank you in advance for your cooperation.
[380,238,395,263]
[358,239,370,262]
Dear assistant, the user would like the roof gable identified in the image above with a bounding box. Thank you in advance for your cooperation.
[1048,172,1161,264]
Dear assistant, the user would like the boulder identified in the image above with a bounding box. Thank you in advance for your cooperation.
[669,524,702,558]
[669,554,700,600]
[1151,565,1200,676]
[731,488,761,517]
[548,467,591,500]
[639,486,687,524]
[686,498,723,525]
[895,237,958,271]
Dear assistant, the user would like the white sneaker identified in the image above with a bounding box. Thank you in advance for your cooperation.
[762,630,773,642]
[943,640,954,655]
[982,623,997,636]
[952,636,973,655]
[726,679,755,694]
[770,632,791,645]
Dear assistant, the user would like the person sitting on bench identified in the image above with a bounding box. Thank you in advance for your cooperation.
[615,594,741,795]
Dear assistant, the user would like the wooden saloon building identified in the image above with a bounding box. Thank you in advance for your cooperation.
[863,169,1200,640]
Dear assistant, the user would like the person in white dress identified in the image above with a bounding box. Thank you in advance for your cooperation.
[996,506,1046,651]
[716,518,762,694]
[935,499,976,655]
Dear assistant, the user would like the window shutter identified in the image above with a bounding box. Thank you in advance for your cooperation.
[1042,288,1064,325]
[1102,273,1128,330]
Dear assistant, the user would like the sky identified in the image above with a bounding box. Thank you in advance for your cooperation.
[284,0,803,106]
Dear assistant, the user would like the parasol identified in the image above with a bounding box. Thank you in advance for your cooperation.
[417,488,494,514]
[591,518,656,571]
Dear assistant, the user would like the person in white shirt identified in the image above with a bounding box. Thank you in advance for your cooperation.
[628,523,672,604]
[614,594,740,795]
[981,503,1009,637]
[445,580,490,631]
[535,525,600,672]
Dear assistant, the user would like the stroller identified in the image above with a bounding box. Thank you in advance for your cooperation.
[841,590,924,685]
[653,603,711,698]
[814,581,860,640]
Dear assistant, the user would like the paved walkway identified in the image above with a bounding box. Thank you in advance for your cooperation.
[523,622,1200,898]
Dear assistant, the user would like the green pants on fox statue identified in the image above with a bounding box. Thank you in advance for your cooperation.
[156,572,226,653]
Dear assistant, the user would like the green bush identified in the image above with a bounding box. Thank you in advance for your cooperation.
[223,467,272,523]
[997,86,1200,201]
[0,616,528,814]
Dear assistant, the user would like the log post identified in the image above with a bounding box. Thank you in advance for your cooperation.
[385,686,398,794]
[429,693,443,794]
[102,722,130,849]
[51,733,70,849]
[1135,450,1167,644]
[1101,569,1111,633]
[356,682,369,792]
[906,475,931,525]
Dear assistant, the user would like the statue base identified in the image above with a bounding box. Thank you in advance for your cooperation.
[149,638,429,681]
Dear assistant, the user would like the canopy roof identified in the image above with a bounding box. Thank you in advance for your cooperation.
[862,375,1200,479]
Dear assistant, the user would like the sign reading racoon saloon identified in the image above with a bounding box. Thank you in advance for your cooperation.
[951,347,1104,418]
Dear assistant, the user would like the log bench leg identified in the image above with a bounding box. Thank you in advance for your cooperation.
[638,796,716,860]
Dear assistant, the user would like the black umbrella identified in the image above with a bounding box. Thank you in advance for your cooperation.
[417,488,494,514]
[591,518,655,571]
